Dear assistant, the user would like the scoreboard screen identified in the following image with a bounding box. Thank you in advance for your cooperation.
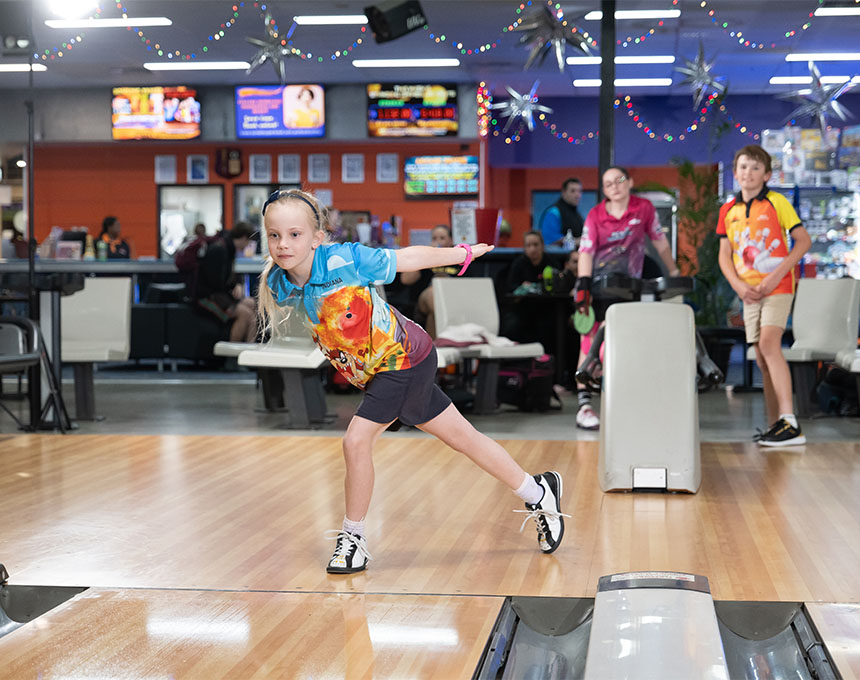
[368,83,458,137]
[404,155,479,197]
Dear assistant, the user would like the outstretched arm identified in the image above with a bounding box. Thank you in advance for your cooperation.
[395,244,494,273]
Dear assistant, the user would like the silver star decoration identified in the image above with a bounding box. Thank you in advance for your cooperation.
[245,14,294,84]
[490,81,553,133]
[512,4,592,73]
[674,42,726,110]
[779,61,855,139]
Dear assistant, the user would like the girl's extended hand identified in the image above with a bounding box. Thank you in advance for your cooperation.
[469,243,494,259]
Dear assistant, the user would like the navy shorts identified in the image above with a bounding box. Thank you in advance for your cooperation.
[356,347,452,426]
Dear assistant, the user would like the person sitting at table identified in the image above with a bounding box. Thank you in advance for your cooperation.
[399,224,458,338]
[99,216,131,259]
[501,230,560,349]
[192,221,258,343]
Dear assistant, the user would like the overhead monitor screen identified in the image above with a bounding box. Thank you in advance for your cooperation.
[368,83,458,137]
[111,86,201,140]
[404,155,479,197]
[235,84,325,138]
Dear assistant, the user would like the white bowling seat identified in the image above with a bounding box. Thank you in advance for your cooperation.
[600,302,700,493]
[745,278,860,417]
[433,277,544,412]
[61,276,132,420]
[436,346,462,369]
[238,341,328,428]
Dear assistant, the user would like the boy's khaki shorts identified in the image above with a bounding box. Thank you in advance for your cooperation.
[743,293,794,344]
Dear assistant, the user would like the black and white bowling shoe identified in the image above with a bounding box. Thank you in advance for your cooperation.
[515,471,569,554]
[325,530,372,574]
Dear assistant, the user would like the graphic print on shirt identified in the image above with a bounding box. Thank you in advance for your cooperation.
[717,190,799,295]
[268,242,432,389]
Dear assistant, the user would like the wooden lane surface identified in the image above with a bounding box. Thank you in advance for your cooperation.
[2,435,860,601]
[806,604,860,680]
[0,589,502,679]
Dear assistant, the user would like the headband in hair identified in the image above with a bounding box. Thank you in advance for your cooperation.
[261,189,321,227]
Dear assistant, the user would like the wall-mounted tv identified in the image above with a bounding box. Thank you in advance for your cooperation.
[368,83,458,137]
[111,86,201,140]
[235,84,325,138]
[404,155,478,197]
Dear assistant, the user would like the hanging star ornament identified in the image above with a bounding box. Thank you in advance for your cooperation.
[512,4,592,73]
[779,61,855,139]
[674,42,726,110]
[490,81,553,133]
[245,14,294,84]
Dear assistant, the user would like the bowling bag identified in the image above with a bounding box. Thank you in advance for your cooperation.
[497,354,562,412]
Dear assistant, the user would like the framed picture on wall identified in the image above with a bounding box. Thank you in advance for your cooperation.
[376,153,399,183]
[278,154,301,183]
[308,154,330,183]
[249,154,272,184]
[342,153,365,184]
[186,155,209,184]
[155,155,177,184]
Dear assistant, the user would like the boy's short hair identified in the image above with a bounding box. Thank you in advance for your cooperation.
[524,229,544,244]
[733,145,772,174]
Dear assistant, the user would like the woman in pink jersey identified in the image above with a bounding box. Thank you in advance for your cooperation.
[571,166,680,430]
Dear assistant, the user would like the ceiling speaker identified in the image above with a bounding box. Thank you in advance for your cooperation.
[364,0,427,44]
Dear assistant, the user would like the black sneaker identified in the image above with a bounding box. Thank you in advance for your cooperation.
[516,471,569,554]
[757,418,806,447]
[325,530,372,574]
[753,422,778,442]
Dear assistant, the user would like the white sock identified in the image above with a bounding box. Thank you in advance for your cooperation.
[514,472,544,505]
[342,516,365,538]
[780,414,798,429]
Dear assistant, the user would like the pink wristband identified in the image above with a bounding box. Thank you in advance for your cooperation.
[456,243,473,276]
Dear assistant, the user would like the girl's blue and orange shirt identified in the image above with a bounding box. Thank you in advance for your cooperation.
[267,242,433,388]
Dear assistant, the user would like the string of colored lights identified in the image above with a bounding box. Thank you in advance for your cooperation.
[697,0,825,50]
[477,83,492,138]
[617,0,679,48]
[552,0,599,51]
[426,1,528,55]
[539,115,598,145]
[34,6,101,62]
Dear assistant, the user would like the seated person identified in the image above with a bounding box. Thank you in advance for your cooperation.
[572,167,680,430]
[399,224,458,338]
[505,230,559,295]
[193,222,258,343]
[99,216,131,259]
[501,230,560,347]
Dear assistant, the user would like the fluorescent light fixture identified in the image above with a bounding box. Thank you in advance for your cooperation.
[786,53,860,62]
[293,15,367,25]
[45,17,172,28]
[573,77,673,87]
[567,55,675,65]
[49,0,99,19]
[584,9,681,20]
[814,7,860,16]
[820,75,852,84]
[769,76,812,84]
[0,63,47,72]
[352,58,460,68]
[144,61,250,71]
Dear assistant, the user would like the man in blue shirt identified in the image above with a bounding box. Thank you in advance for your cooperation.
[539,178,584,246]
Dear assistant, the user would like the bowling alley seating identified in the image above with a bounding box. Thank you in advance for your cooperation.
[61,277,132,420]
[746,277,860,417]
[432,277,544,413]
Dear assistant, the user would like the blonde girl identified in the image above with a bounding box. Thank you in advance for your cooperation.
[258,189,567,573]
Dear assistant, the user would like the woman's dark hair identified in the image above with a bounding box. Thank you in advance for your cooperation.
[524,229,544,245]
[432,224,452,237]
[100,216,118,236]
[603,166,630,180]
[300,87,314,100]
[231,221,255,240]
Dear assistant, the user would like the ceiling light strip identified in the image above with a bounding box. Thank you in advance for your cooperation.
[0,64,48,72]
[352,58,461,68]
[786,53,860,62]
[143,61,251,70]
[567,55,675,65]
[573,78,674,87]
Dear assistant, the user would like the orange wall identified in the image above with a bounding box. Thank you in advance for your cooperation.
[33,142,692,256]
[33,141,479,257]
